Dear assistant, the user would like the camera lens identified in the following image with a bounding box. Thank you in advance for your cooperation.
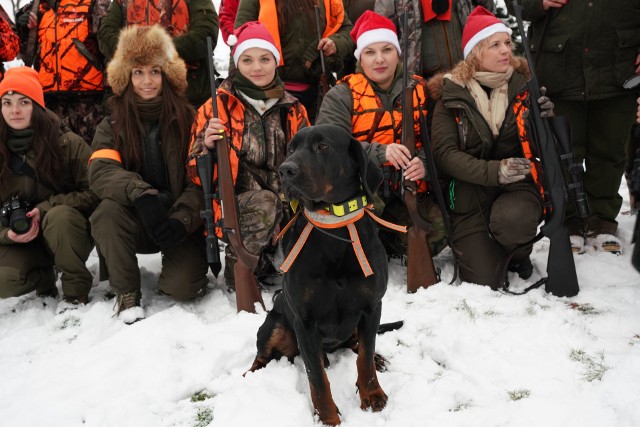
[10,209,31,234]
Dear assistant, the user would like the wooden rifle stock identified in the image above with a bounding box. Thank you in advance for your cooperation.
[23,0,40,67]
[512,2,579,297]
[400,10,438,292]
[204,37,265,312]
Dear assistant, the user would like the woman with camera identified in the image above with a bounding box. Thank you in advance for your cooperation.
[0,66,98,304]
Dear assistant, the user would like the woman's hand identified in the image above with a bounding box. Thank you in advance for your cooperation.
[636,97,640,124]
[203,117,226,149]
[385,144,426,180]
[7,207,40,243]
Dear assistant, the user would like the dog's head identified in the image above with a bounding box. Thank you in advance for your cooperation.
[279,124,383,210]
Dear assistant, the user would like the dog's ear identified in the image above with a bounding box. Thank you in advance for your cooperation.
[348,136,383,201]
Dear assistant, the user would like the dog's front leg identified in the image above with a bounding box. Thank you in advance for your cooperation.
[293,318,341,426]
[356,302,388,412]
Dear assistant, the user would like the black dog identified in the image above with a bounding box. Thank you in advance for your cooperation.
[246,125,389,425]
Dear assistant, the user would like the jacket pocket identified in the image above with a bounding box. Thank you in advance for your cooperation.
[615,28,640,86]
[531,34,569,94]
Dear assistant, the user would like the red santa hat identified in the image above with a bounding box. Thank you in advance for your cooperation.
[351,10,401,60]
[462,6,512,59]
[228,21,281,66]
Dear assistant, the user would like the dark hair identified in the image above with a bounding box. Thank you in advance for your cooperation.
[0,103,64,193]
[108,75,195,171]
[277,0,315,34]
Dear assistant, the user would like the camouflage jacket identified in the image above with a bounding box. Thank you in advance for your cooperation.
[0,6,20,81]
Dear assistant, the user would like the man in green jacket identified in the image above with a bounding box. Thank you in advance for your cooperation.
[509,0,640,253]
[97,0,219,108]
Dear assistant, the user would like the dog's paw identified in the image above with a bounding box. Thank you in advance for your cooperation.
[359,387,388,412]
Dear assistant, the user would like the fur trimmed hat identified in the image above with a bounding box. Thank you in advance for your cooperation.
[107,24,187,96]
[351,10,401,60]
[229,21,281,66]
[0,66,45,109]
[462,7,512,59]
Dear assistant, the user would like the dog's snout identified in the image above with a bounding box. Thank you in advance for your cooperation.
[278,161,299,180]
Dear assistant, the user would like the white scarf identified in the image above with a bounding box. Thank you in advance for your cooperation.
[445,66,514,137]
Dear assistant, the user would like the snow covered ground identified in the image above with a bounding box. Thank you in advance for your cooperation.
[2,1,640,426]
[1,186,639,427]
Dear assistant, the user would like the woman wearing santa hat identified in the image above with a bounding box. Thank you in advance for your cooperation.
[428,6,553,288]
[187,21,309,292]
[316,10,448,260]
[0,66,98,304]
[89,25,209,323]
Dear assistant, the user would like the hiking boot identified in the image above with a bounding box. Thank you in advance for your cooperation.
[56,294,89,314]
[507,257,534,280]
[587,234,622,255]
[114,290,144,324]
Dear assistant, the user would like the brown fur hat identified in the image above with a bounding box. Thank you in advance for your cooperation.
[107,24,187,96]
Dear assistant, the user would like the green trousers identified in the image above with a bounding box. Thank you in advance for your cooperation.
[0,205,93,299]
[555,94,638,234]
[90,199,208,300]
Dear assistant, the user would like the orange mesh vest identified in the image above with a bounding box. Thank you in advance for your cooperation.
[119,0,190,36]
[512,91,546,212]
[187,89,307,237]
[37,0,104,93]
[258,0,344,66]
[341,73,429,192]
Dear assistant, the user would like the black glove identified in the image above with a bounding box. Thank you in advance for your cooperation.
[132,193,168,233]
[152,218,186,248]
[538,86,555,118]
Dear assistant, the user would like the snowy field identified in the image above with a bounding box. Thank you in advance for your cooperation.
[2,1,640,426]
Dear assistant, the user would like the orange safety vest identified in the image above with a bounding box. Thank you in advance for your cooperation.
[512,91,547,212]
[187,89,307,238]
[119,0,190,36]
[258,0,344,66]
[37,0,104,93]
[341,72,429,192]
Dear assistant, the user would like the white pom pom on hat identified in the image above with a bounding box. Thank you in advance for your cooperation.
[227,34,238,47]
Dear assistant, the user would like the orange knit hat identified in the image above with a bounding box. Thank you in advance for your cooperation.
[0,66,45,109]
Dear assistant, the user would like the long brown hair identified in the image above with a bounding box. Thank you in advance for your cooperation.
[0,103,64,193]
[277,0,315,34]
[108,76,195,171]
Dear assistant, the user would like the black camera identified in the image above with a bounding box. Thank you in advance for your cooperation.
[0,196,32,234]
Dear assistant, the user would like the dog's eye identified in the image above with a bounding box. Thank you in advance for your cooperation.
[317,143,329,151]
[287,146,294,154]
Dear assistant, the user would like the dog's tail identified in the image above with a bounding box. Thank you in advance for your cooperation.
[377,320,404,334]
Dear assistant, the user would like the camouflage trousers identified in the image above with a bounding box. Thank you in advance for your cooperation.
[44,92,107,145]
[375,192,448,260]
[224,189,283,289]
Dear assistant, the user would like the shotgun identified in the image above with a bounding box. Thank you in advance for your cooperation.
[511,1,579,297]
[22,0,40,67]
[400,10,438,292]
[314,5,330,96]
[203,36,265,312]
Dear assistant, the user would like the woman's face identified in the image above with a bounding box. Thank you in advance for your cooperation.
[237,47,277,87]
[131,65,163,100]
[476,32,513,73]
[359,42,400,90]
[1,93,33,130]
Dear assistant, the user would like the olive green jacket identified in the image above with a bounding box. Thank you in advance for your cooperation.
[0,129,99,245]
[89,116,204,235]
[507,0,640,101]
[97,0,219,107]
[429,59,540,239]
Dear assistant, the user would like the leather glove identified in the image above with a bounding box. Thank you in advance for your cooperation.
[498,157,532,185]
[538,86,555,118]
[132,193,168,233]
[152,218,186,248]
